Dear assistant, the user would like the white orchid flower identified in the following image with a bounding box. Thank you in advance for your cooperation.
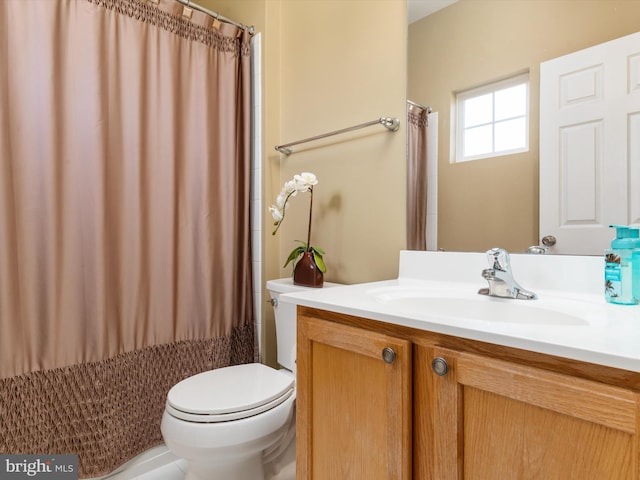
[294,172,317,191]
[269,205,283,222]
[276,192,287,209]
[270,172,320,239]
[284,180,297,195]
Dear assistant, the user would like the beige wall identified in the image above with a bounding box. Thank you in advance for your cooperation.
[276,0,407,285]
[409,0,640,253]
[203,0,407,366]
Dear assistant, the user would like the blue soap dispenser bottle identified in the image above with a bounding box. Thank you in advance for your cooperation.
[605,225,638,305]
[632,227,640,304]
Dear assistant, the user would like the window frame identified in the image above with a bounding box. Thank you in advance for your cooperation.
[454,73,530,163]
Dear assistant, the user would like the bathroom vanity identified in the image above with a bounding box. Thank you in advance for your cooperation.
[284,251,640,479]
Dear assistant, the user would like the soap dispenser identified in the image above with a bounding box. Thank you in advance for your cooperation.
[632,227,640,304]
[605,225,638,305]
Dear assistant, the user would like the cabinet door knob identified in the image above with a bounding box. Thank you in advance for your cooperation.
[382,347,396,364]
[431,357,449,376]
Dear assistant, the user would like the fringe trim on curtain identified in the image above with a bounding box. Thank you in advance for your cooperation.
[0,324,256,478]
[86,0,251,55]
[408,108,428,128]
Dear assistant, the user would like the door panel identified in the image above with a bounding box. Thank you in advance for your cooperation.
[431,348,640,479]
[297,314,412,479]
[540,31,640,254]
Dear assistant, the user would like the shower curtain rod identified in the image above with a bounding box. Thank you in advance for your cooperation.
[408,100,432,113]
[275,116,400,155]
[175,0,255,35]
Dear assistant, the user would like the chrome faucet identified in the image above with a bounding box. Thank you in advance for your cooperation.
[478,248,537,300]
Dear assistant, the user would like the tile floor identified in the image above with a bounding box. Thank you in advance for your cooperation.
[91,447,182,480]
[133,459,187,480]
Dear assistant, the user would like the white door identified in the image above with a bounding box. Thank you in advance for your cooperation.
[540,31,640,255]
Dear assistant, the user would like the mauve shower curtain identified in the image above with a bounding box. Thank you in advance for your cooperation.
[0,0,255,476]
[407,102,429,250]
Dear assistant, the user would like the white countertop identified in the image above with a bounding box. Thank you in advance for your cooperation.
[279,250,640,373]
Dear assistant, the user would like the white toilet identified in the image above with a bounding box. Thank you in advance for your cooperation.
[160,278,339,480]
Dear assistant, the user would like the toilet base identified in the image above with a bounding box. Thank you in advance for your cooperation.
[184,453,264,480]
[161,393,296,480]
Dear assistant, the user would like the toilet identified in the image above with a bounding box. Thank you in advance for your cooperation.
[160,278,339,480]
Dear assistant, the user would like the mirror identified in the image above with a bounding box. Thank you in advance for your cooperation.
[407,0,640,253]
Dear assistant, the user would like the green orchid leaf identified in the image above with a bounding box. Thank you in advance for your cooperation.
[282,241,327,272]
[283,245,308,268]
[312,251,327,273]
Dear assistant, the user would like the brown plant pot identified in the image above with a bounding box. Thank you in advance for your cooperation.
[293,251,324,288]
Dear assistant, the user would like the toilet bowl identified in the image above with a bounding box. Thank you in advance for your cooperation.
[161,363,295,479]
[160,278,340,480]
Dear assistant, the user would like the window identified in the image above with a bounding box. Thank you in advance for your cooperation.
[455,73,529,162]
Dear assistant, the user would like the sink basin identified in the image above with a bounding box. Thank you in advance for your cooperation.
[367,286,589,326]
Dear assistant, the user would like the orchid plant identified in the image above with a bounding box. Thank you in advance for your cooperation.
[269,172,326,273]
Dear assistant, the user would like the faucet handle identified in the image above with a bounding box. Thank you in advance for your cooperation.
[486,247,511,272]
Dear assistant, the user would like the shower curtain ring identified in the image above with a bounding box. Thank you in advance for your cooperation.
[212,11,221,29]
[182,0,193,19]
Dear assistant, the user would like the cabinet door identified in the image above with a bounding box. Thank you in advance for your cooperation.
[431,348,640,480]
[297,314,412,479]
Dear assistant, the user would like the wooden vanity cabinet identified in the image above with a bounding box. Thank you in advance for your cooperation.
[297,306,640,480]
[431,347,640,480]
[296,313,412,479]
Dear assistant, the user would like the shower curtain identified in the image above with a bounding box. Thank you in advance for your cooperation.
[406,102,429,250]
[0,0,255,476]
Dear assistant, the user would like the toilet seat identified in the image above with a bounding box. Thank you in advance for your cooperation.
[166,363,294,423]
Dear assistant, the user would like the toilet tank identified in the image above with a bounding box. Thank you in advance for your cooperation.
[266,278,342,371]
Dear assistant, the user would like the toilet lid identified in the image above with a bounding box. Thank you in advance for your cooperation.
[167,363,294,421]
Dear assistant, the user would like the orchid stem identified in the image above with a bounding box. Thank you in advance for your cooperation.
[306,187,313,251]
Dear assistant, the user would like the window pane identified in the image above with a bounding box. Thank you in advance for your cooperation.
[464,124,493,157]
[495,118,526,152]
[464,93,492,127]
[455,74,529,162]
[495,83,526,121]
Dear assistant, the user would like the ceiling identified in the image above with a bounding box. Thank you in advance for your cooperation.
[407,0,458,24]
